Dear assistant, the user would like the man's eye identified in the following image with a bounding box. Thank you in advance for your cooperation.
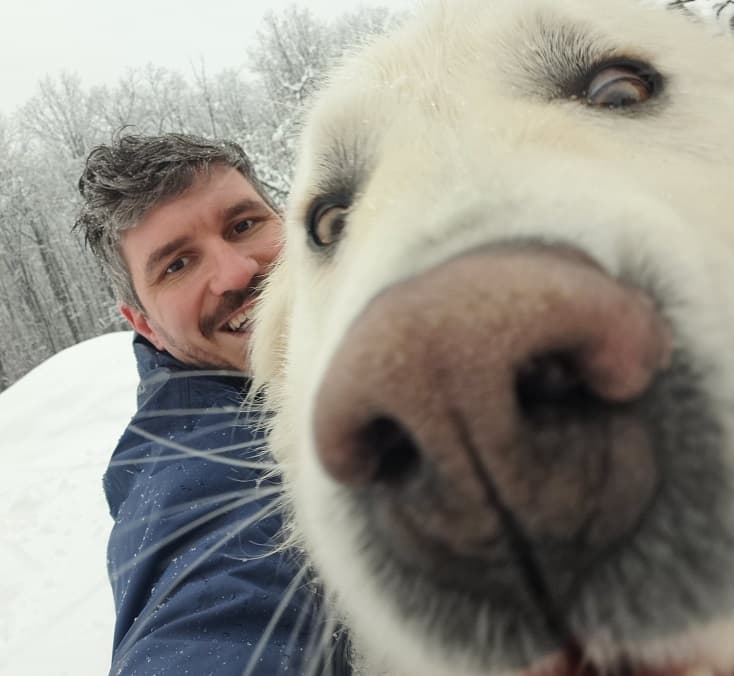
[165,257,188,275]
[233,219,256,235]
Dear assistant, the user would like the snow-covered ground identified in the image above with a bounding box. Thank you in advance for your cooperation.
[0,332,138,676]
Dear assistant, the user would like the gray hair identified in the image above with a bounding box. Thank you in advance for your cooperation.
[75,131,277,311]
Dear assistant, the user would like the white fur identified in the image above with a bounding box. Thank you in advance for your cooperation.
[252,1,734,673]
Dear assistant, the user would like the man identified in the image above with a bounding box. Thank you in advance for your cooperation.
[75,132,348,675]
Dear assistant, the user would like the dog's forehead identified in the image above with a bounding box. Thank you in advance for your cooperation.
[290,0,732,213]
[304,0,731,116]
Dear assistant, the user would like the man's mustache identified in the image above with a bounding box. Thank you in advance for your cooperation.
[199,273,267,338]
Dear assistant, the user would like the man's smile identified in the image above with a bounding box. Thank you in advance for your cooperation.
[201,274,267,339]
[222,300,257,334]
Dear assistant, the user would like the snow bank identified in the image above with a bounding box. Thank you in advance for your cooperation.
[0,332,138,675]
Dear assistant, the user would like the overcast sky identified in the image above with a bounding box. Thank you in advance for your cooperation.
[0,0,413,115]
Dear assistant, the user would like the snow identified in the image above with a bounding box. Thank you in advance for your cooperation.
[0,332,138,676]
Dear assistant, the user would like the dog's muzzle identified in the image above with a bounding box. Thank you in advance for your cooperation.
[313,244,673,618]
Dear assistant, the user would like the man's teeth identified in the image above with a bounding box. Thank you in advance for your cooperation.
[227,311,250,332]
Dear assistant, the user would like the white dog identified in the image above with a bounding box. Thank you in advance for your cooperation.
[251,1,734,674]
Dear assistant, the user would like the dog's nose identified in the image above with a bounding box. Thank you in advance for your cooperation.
[313,245,671,594]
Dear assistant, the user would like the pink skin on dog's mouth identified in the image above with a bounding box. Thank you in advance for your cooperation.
[528,643,731,676]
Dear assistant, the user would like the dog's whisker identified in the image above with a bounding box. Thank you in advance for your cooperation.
[282,581,320,667]
[125,423,279,470]
[303,610,341,676]
[110,488,283,581]
[115,498,283,659]
[108,489,276,536]
[240,562,311,676]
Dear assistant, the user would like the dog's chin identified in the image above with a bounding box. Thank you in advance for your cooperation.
[523,652,728,676]
[328,473,734,676]
[340,501,734,676]
[349,578,725,676]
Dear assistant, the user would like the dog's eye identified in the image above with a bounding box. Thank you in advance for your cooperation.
[584,61,661,108]
[307,202,349,248]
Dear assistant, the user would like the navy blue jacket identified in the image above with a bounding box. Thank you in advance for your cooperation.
[104,335,350,675]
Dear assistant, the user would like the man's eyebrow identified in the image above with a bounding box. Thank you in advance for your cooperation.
[222,198,270,221]
[142,199,270,280]
[145,236,191,280]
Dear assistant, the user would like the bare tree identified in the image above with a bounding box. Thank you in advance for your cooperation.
[0,4,396,392]
[20,73,102,159]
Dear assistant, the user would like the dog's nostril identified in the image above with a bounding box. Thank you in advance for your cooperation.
[357,415,421,483]
[515,351,594,414]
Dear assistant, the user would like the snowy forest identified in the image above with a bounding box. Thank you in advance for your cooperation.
[0,6,396,392]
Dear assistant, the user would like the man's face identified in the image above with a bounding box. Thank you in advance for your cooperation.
[120,164,281,371]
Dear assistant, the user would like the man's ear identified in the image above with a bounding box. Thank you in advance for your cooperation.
[120,303,166,351]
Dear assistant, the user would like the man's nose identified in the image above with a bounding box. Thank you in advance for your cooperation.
[207,243,259,296]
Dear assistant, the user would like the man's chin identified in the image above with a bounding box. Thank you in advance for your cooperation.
[211,329,253,372]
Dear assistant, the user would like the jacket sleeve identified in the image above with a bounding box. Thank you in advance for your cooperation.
[104,397,346,676]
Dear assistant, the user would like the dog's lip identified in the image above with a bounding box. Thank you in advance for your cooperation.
[524,652,728,676]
